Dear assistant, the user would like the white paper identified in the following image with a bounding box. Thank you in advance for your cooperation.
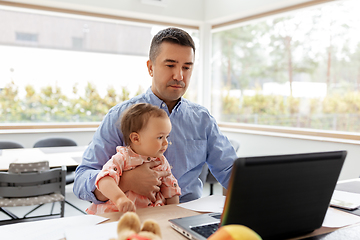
[65,221,118,240]
[330,190,360,209]
[0,215,108,240]
[178,195,225,213]
[322,207,360,228]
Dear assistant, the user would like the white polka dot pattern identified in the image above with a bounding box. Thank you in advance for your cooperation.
[0,193,65,207]
[8,161,50,173]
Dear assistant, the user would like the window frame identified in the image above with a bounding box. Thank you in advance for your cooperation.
[209,0,360,143]
[1,0,359,144]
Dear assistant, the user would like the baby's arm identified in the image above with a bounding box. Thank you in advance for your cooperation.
[97,176,136,212]
[166,195,179,205]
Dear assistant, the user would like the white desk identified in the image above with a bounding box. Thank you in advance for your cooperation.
[0,146,87,171]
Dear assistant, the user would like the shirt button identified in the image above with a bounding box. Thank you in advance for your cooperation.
[147,157,151,160]
[113,167,117,171]
[162,103,166,108]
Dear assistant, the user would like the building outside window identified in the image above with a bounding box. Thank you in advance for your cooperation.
[16,32,38,43]
[0,5,199,123]
[211,0,360,133]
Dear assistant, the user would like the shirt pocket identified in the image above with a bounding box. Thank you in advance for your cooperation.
[184,139,207,170]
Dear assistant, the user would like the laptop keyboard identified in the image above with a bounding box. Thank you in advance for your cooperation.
[191,223,219,238]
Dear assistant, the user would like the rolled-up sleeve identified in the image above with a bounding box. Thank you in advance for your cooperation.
[95,153,124,189]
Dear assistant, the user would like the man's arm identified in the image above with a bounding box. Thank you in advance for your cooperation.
[74,107,123,204]
[205,117,238,189]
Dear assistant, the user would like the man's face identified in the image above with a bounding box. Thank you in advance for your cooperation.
[147,42,194,107]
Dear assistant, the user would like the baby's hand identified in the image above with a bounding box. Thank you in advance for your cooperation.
[115,196,136,212]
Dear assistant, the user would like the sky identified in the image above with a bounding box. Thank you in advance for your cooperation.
[0,45,151,99]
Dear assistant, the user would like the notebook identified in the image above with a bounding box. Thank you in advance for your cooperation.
[169,150,347,240]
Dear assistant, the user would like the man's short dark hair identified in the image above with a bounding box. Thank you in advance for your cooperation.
[149,27,196,62]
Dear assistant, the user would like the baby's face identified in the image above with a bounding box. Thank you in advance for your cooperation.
[136,116,171,158]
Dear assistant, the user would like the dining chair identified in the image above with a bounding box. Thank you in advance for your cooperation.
[33,137,87,214]
[0,140,25,149]
[0,161,66,225]
[33,137,77,148]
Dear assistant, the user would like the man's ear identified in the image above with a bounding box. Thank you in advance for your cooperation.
[147,60,153,77]
[130,132,140,145]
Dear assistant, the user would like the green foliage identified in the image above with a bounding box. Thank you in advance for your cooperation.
[212,1,360,132]
[0,81,22,121]
[0,81,143,123]
[220,91,360,131]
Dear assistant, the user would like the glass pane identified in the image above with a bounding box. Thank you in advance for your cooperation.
[0,6,199,123]
[211,0,360,132]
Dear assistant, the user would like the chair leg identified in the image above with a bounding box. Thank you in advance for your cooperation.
[23,204,44,218]
[50,202,55,215]
[61,201,65,217]
[0,207,19,219]
[65,200,87,215]
[210,183,214,195]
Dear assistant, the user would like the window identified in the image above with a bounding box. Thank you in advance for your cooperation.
[72,37,83,50]
[16,32,38,42]
[211,0,360,133]
[0,5,200,124]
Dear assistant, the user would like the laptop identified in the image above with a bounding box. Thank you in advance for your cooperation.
[169,150,347,240]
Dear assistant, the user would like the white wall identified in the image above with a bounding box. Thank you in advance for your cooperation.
[6,0,204,26]
[204,0,313,24]
[7,0,317,26]
[2,129,359,181]
[222,129,360,181]
[1,130,95,148]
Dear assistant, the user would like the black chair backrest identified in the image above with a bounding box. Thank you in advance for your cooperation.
[33,137,77,148]
[0,141,24,149]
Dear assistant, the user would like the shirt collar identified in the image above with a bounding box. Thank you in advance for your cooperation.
[145,87,184,113]
[126,146,157,161]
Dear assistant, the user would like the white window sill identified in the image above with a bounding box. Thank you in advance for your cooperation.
[219,122,360,146]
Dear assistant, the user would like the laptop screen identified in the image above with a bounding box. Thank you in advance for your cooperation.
[221,151,347,239]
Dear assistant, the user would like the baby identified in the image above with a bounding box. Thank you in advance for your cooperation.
[86,103,181,214]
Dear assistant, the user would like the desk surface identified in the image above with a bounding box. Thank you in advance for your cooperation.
[97,204,359,240]
[100,205,201,240]
[94,179,360,240]
[0,145,87,171]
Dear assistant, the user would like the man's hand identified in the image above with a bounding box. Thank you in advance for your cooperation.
[119,160,171,202]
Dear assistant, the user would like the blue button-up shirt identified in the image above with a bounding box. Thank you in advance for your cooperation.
[74,88,237,204]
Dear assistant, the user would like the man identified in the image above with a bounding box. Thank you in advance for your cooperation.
[74,27,237,204]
